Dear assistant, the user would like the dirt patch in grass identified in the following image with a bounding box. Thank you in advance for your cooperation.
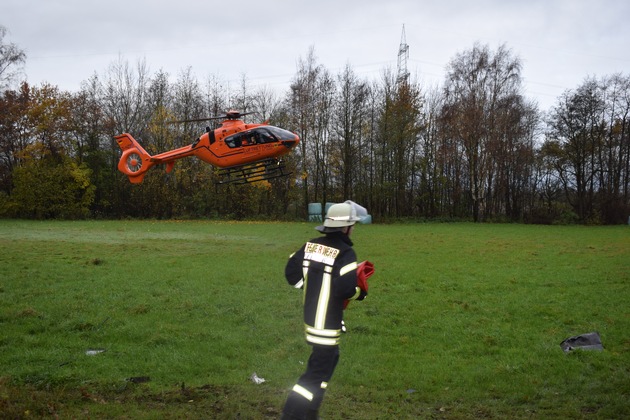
[0,379,282,419]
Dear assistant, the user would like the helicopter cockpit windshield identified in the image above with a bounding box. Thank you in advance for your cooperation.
[224,127,295,148]
[263,126,297,142]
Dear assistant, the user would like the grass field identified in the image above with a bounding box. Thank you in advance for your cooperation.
[0,220,629,419]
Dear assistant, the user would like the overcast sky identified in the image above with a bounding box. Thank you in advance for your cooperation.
[3,0,629,112]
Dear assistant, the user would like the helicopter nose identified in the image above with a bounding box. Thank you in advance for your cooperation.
[282,135,299,149]
[267,126,300,148]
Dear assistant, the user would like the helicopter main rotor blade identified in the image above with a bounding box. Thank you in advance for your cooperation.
[165,117,220,124]
[166,111,254,125]
[224,111,254,119]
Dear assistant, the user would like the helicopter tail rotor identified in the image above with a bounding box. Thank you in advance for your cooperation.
[115,133,154,184]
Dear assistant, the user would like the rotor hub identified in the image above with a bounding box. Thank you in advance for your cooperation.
[126,153,142,173]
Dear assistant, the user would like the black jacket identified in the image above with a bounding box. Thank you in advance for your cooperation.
[285,232,363,346]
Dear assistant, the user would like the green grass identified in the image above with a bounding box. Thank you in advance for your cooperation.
[0,220,629,419]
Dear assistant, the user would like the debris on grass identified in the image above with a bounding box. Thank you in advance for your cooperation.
[250,372,265,384]
[560,331,604,353]
[126,376,151,383]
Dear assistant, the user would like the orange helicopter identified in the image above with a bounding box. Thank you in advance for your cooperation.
[115,110,300,184]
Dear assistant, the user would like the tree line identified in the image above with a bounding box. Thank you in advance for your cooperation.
[1,29,629,223]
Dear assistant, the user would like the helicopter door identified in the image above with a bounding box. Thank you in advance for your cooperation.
[225,134,243,148]
[225,131,260,148]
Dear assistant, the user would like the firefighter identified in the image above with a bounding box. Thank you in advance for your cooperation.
[281,201,369,420]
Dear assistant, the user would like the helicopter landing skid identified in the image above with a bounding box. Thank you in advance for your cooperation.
[217,158,289,185]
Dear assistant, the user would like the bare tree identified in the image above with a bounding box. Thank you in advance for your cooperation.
[376,69,423,218]
[252,85,280,122]
[546,78,606,222]
[173,67,204,144]
[287,47,323,213]
[0,83,31,193]
[333,64,369,201]
[599,73,630,223]
[204,74,228,121]
[358,79,382,214]
[0,26,26,91]
[101,56,151,136]
[442,43,526,221]
[416,84,445,217]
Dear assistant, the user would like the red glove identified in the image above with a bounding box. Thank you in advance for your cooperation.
[356,260,374,293]
[343,261,374,309]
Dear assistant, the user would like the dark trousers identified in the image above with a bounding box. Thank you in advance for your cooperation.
[281,345,340,420]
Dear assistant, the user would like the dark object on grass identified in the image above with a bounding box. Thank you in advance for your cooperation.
[126,376,151,383]
[560,332,604,353]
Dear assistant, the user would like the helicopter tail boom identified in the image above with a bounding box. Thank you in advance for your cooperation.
[115,133,155,184]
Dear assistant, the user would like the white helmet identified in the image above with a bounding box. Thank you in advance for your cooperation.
[316,200,367,232]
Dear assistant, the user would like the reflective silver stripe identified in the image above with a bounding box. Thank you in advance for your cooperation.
[305,324,340,346]
[292,384,313,401]
[306,325,341,337]
[321,382,328,389]
[302,261,310,284]
[349,286,361,300]
[298,261,309,290]
[314,272,331,329]
[306,334,339,346]
[340,261,357,276]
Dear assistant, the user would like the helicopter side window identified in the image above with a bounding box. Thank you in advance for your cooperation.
[225,128,281,148]
[242,132,255,146]
[225,134,242,148]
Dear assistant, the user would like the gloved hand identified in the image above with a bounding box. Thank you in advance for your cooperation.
[343,261,374,309]
[356,261,374,293]
[357,288,367,301]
